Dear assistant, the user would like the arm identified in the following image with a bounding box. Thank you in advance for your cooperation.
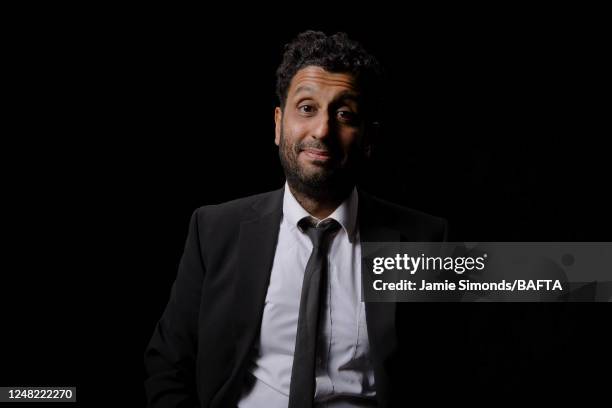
[144,209,205,408]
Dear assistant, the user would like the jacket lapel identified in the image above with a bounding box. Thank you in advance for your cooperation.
[213,188,284,407]
[358,189,400,408]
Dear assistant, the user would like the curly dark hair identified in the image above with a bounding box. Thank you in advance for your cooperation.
[276,30,383,122]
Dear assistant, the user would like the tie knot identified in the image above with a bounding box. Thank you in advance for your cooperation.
[298,218,341,249]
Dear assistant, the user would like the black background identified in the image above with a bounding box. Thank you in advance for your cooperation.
[2,5,610,406]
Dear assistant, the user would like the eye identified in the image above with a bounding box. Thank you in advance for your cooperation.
[337,110,356,123]
[298,104,316,115]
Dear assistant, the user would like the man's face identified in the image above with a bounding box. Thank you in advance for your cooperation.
[275,66,367,199]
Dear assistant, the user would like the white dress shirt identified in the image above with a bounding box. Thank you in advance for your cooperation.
[238,183,377,408]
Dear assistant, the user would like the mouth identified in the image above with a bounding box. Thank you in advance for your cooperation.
[301,148,332,162]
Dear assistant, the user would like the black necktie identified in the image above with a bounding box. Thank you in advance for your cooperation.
[288,218,341,408]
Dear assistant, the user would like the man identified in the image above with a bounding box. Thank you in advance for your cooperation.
[145,31,447,408]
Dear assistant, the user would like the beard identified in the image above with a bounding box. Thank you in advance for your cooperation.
[278,124,361,202]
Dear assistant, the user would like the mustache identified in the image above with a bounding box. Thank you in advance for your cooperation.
[295,141,335,154]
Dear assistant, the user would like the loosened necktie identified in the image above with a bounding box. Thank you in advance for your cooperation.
[288,218,340,408]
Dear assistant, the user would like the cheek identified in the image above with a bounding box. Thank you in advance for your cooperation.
[283,122,309,147]
[339,129,362,152]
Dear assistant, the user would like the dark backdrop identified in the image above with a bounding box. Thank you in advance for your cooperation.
[2,7,609,406]
[138,17,610,404]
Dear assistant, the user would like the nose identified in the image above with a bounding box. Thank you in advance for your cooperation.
[311,111,331,140]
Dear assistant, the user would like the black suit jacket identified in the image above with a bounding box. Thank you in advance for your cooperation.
[144,187,447,408]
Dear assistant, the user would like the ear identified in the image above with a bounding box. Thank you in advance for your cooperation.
[274,107,282,146]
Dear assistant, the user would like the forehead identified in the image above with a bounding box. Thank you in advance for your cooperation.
[288,66,359,97]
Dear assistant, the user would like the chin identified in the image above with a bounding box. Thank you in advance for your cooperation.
[296,161,323,175]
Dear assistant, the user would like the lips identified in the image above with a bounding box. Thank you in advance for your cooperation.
[302,148,332,162]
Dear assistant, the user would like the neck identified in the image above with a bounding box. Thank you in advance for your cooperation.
[287,183,350,220]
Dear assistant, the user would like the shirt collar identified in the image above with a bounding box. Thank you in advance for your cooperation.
[282,182,359,243]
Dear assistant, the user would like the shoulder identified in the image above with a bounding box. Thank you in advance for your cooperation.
[190,188,283,231]
[358,189,448,241]
[181,189,283,262]
[197,189,280,217]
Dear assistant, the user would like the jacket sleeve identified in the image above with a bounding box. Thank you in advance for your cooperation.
[144,209,205,408]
